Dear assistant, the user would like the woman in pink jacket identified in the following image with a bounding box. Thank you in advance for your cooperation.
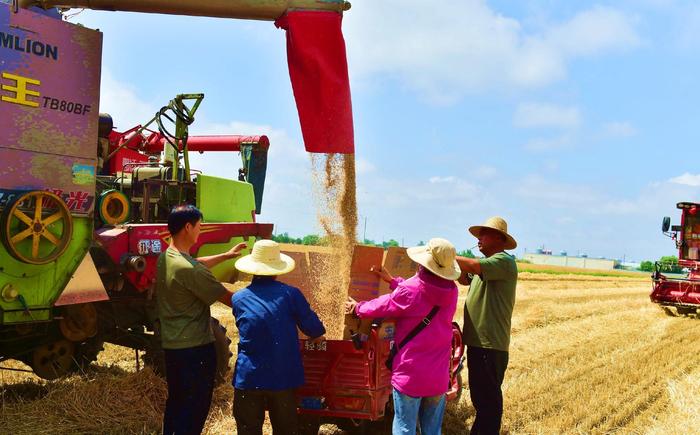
[346,238,460,435]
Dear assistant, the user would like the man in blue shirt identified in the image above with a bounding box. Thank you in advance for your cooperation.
[232,239,325,435]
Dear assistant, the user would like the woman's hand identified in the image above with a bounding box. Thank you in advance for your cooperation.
[371,265,393,283]
[345,297,358,316]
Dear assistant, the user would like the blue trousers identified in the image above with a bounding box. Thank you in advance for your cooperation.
[392,389,446,435]
[162,342,217,435]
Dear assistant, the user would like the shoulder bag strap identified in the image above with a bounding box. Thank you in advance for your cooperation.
[396,305,440,349]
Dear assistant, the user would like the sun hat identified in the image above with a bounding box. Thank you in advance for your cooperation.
[406,238,461,281]
[468,216,517,250]
[234,240,295,276]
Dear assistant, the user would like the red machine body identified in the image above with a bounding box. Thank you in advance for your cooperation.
[95,222,273,293]
[297,323,464,425]
[651,202,700,314]
[105,127,270,174]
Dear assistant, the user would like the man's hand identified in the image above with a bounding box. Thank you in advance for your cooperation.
[458,271,473,286]
[225,242,247,259]
[309,335,326,345]
[345,297,358,316]
[197,242,248,269]
[371,265,393,283]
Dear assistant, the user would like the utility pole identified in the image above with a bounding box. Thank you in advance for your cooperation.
[363,216,367,242]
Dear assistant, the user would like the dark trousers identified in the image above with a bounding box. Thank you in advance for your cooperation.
[467,346,509,435]
[162,342,217,435]
[233,388,298,435]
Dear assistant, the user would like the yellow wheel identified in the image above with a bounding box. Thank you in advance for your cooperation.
[1,191,73,265]
[97,189,130,225]
[31,339,75,380]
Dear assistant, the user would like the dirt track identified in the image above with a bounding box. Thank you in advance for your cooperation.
[2,273,700,434]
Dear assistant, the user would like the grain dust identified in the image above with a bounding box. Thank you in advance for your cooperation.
[308,153,358,339]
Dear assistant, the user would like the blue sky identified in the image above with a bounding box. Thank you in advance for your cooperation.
[70,0,700,262]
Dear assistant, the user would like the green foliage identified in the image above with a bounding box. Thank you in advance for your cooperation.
[273,234,403,249]
[457,249,475,258]
[382,239,400,248]
[639,260,654,272]
[271,232,302,244]
[658,255,682,273]
[271,232,327,245]
[301,234,321,245]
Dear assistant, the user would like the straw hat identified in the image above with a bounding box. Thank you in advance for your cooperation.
[468,216,517,250]
[406,238,461,281]
[234,240,295,276]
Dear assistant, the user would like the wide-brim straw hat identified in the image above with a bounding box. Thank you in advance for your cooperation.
[407,238,461,281]
[235,240,295,276]
[469,216,517,250]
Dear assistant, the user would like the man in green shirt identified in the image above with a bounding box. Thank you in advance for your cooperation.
[456,216,518,435]
[156,205,246,435]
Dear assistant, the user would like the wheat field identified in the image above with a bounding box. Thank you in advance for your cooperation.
[2,272,699,434]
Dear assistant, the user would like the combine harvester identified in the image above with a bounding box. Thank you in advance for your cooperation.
[0,2,463,431]
[651,202,700,316]
[0,0,351,379]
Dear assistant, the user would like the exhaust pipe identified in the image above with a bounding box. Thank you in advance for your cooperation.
[17,0,350,20]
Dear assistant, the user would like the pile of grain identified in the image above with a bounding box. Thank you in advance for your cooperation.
[308,153,358,339]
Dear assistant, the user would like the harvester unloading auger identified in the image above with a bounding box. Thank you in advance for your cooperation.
[0,0,353,380]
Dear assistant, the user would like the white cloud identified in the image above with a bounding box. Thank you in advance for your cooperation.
[675,3,700,49]
[355,158,376,174]
[474,165,498,179]
[603,121,637,138]
[524,135,572,151]
[514,102,581,129]
[669,173,700,187]
[99,70,155,130]
[344,1,640,101]
[429,176,457,184]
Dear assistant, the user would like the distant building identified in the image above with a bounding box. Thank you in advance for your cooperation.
[523,253,617,270]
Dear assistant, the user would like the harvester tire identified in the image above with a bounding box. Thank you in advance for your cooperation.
[31,339,76,380]
[71,336,105,372]
[211,317,233,385]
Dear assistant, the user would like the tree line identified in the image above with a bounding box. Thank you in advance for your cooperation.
[638,255,682,273]
[271,232,475,257]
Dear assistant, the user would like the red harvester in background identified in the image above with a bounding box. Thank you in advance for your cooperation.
[651,202,700,315]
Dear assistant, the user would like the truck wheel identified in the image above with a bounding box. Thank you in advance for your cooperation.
[211,317,233,385]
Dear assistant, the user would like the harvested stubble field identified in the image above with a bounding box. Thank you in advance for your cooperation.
[2,271,700,434]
